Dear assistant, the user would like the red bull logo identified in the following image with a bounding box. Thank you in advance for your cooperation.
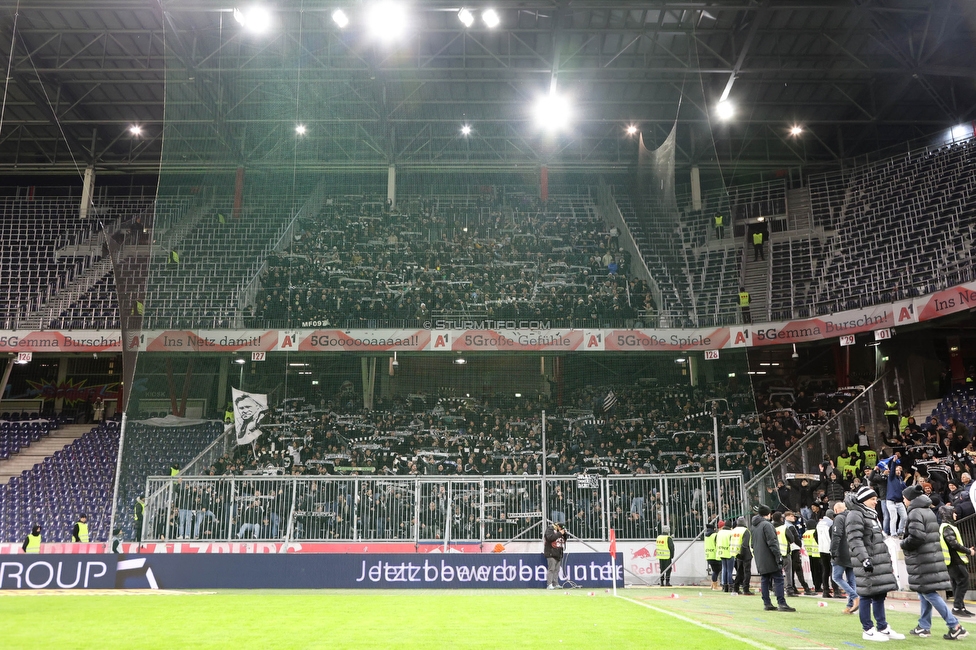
[630,545,659,576]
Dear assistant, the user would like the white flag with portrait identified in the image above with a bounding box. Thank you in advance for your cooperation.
[231,387,268,446]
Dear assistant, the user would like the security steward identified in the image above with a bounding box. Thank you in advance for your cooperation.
[803,518,823,594]
[22,525,41,553]
[731,516,754,595]
[739,288,751,324]
[716,520,735,592]
[884,397,899,439]
[704,522,721,590]
[657,525,675,586]
[72,513,89,543]
[939,505,976,617]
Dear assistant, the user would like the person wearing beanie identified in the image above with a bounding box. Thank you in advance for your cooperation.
[830,500,860,613]
[846,487,904,642]
[751,504,795,612]
[938,505,976,618]
[901,485,969,640]
[731,516,754,596]
[656,525,675,587]
[703,523,721,590]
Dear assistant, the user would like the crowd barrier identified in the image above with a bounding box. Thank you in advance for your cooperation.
[140,472,746,544]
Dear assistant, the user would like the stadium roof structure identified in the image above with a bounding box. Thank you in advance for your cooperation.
[0,1,974,177]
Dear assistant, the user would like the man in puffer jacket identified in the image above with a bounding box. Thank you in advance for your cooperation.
[901,485,968,640]
[846,487,904,642]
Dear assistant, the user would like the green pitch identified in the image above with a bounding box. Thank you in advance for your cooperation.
[0,587,961,649]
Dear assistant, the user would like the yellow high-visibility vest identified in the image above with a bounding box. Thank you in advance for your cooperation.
[884,400,898,416]
[802,529,820,557]
[775,524,789,557]
[716,528,733,559]
[25,533,41,553]
[940,523,969,565]
[656,535,672,560]
[752,232,763,246]
[729,526,746,556]
[76,522,89,543]
[739,292,750,307]
[704,532,717,561]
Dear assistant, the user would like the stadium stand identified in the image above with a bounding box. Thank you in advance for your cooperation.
[252,194,651,328]
[0,421,117,544]
[807,139,976,314]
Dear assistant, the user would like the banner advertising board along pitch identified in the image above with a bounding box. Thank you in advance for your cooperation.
[0,553,622,590]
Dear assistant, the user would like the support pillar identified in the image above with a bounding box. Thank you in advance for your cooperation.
[80,166,95,219]
[53,357,69,413]
[216,356,230,419]
[387,164,397,210]
[691,166,702,211]
[540,165,549,201]
[233,166,245,219]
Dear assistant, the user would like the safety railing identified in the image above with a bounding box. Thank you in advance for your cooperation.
[141,471,744,544]
[744,375,890,511]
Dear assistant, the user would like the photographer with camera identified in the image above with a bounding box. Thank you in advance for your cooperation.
[544,521,569,589]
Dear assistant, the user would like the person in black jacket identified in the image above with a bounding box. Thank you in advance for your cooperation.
[846,487,902,642]
[829,501,859,613]
[751,505,795,612]
[732,516,754,596]
[938,505,976,617]
[901,486,968,640]
[543,522,568,589]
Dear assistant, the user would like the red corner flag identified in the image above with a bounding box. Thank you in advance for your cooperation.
[609,528,617,557]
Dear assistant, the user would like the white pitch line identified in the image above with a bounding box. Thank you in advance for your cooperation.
[618,594,778,650]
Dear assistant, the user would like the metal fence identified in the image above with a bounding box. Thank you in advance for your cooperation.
[744,375,892,511]
[141,472,744,544]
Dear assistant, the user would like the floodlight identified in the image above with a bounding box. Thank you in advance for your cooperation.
[458,8,474,27]
[233,357,247,365]
[533,93,572,132]
[461,124,472,136]
[790,125,803,136]
[454,357,467,365]
[368,2,408,42]
[626,124,638,136]
[295,124,307,136]
[129,125,142,136]
[716,100,734,120]
[951,124,970,141]
[233,6,272,34]
[482,9,500,28]
[332,9,349,28]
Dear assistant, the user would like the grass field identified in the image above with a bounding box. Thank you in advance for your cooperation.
[0,587,968,649]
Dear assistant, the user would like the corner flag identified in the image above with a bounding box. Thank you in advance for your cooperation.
[609,527,617,557]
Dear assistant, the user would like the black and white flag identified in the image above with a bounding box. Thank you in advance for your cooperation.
[231,387,268,446]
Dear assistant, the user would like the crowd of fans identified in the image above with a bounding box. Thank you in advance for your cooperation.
[250,194,653,327]
[756,388,976,529]
[141,383,767,542]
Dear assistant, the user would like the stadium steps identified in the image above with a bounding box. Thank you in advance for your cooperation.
[910,398,942,422]
[0,424,95,483]
[20,259,114,329]
[787,187,812,230]
[742,250,770,323]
